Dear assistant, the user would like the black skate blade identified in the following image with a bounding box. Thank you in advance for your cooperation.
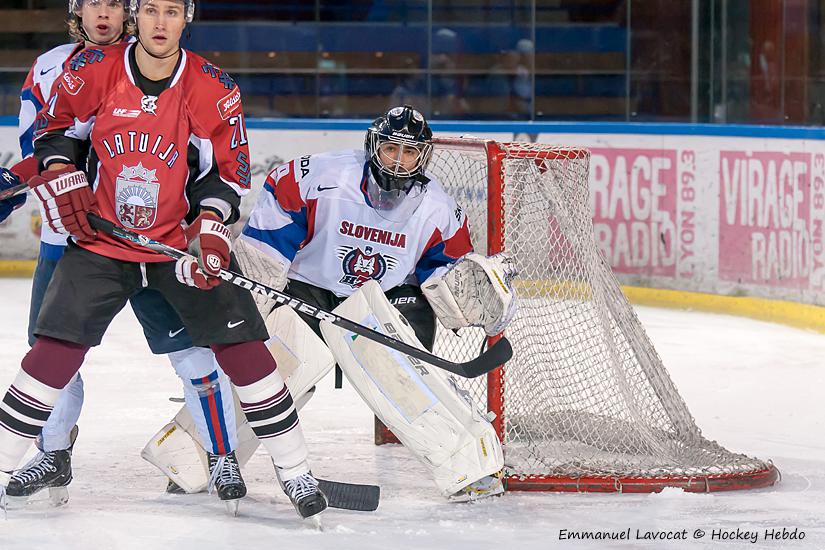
[317,478,380,512]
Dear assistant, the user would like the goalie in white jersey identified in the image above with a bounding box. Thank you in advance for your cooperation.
[233,105,519,501]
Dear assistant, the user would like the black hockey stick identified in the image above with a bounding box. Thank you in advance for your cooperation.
[0,182,28,202]
[87,214,512,379]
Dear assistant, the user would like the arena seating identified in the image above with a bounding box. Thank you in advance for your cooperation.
[0,3,627,119]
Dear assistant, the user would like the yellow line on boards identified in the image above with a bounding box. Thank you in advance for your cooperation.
[623,286,825,335]
[1,260,823,334]
[0,260,35,278]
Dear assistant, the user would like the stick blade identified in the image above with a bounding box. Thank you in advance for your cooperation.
[317,478,380,512]
[458,336,513,378]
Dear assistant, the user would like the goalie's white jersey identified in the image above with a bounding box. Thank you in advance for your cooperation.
[242,149,473,297]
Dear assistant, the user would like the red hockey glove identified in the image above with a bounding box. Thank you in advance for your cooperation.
[175,256,222,290]
[28,166,97,242]
[177,210,232,289]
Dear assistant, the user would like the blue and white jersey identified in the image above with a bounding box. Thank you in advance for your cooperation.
[19,42,82,249]
[242,149,473,297]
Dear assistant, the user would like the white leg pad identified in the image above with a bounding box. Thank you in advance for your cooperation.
[265,306,336,401]
[320,280,503,497]
[140,419,210,494]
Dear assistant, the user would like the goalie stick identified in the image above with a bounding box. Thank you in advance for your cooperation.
[0,182,27,202]
[87,214,512,379]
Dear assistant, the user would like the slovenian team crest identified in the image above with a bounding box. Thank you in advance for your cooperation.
[115,163,160,229]
[338,245,397,288]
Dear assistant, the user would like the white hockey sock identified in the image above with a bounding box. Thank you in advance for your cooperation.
[0,370,63,472]
[233,369,308,472]
[169,348,238,454]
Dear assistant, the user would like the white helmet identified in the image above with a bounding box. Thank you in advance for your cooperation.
[129,0,194,22]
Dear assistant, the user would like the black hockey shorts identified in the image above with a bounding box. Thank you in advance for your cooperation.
[282,279,436,351]
[129,288,194,354]
[35,242,268,347]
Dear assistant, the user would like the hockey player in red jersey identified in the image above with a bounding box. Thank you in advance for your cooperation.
[0,0,326,522]
[2,0,249,513]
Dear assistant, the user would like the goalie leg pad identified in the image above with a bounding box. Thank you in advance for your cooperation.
[265,305,336,402]
[320,280,503,497]
[140,418,210,494]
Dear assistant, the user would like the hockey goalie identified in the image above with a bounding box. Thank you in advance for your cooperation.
[143,105,518,502]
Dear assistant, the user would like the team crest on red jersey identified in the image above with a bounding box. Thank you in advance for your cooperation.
[338,245,398,288]
[115,163,160,229]
[61,72,85,96]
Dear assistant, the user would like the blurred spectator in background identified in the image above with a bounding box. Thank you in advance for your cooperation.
[431,28,469,117]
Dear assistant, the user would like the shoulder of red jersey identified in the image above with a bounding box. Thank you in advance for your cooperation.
[56,42,127,97]
[65,42,128,75]
[182,50,243,121]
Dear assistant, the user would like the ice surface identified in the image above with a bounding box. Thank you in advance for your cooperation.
[0,278,822,550]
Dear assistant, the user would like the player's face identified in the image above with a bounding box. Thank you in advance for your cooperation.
[137,0,186,57]
[377,142,422,175]
[78,0,126,45]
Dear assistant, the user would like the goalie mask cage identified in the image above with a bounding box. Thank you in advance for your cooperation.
[413,137,778,493]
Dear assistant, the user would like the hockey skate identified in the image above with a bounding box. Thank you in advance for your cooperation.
[6,449,72,507]
[5,425,79,508]
[448,471,505,502]
[207,451,246,516]
[276,465,327,527]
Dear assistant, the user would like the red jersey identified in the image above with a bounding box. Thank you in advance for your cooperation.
[34,43,251,262]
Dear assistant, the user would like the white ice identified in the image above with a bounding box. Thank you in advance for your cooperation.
[0,277,822,550]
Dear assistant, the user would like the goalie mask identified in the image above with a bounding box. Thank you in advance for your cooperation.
[364,106,433,218]
[129,0,195,22]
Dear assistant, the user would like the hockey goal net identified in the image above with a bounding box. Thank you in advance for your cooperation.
[403,137,778,493]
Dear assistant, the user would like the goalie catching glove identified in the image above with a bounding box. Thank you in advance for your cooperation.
[422,252,518,336]
[176,210,232,289]
[28,165,97,242]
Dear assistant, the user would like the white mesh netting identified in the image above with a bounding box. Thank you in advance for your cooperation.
[427,138,776,491]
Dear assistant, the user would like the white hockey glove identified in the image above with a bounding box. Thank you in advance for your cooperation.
[422,252,518,336]
[233,236,290,319]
